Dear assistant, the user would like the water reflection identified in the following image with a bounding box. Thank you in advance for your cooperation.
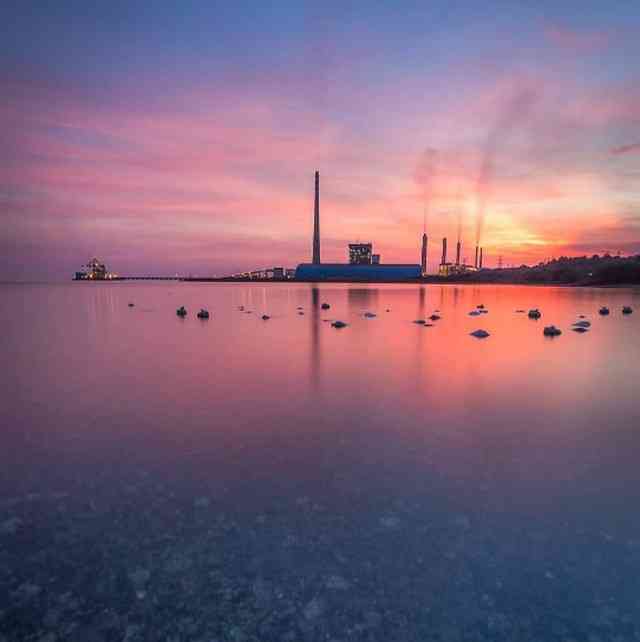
[347,287,378,310]
[2,282,640,641]
[310,286,320,389]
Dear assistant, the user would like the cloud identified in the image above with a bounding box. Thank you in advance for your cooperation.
[610,142,640,156]
[544,24,610,54]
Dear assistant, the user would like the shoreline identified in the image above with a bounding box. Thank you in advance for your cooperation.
[64,277,640,288]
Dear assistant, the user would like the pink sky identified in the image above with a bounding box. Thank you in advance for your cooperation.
[2,15,640,279]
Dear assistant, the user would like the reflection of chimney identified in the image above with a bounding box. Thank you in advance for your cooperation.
[421,233,428,275]
[441,238,447,265]
[312,171,320,264]
[475,245,479,269]
[456,241,461,266]
[479,247,484,269]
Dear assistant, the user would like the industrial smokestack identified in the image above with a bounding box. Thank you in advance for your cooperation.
[474,245,479,269]
[312,171,321,264]
[421,233,428,276]
[441,237,447,265]
[456,241,461,266]
[479,247,484,269]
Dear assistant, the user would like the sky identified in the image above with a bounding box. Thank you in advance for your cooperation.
[2,0,640,279]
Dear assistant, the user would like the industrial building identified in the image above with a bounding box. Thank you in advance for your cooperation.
[295,172,422,282]
[437,238,483,276]
[296,263,422,281]
[349,243,373,264]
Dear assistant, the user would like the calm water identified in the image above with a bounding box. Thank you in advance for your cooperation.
[1,282,640,641]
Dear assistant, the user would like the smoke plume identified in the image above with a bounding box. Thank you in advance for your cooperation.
[610,142,640,156]
[475,88,537,245]
[414,147,438,229]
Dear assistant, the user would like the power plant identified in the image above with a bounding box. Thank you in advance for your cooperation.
[438,237,484,276]
[421,233,428,276]
[312,170,320,264]
[294,170,486,281]
[296,172,422,281]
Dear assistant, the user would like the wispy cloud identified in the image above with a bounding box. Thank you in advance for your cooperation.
[544,23,610,54]
[610,142,640,155]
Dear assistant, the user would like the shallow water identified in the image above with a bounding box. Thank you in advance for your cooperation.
[1,282,640,641]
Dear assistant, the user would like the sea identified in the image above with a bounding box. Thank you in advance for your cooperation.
[1,282,640,641]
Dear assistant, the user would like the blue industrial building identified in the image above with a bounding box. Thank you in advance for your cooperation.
[295,263,421,281]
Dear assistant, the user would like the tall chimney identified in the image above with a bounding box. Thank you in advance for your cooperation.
[479,247,484,269]
[421,233,428,276]
[456,241,461,266]
[441,237,447,265]
[474,245,479,269]
[312,171,320,264]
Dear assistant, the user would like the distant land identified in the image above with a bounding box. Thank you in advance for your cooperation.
[444,254,640,286]
[182,254,640,286]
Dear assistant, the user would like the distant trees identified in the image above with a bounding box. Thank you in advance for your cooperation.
[452,253,640,285]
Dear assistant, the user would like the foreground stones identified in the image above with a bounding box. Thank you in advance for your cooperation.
[543,325,562,336]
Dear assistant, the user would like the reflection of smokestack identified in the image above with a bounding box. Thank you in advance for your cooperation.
[441,238,447,265]
[475,245,479,269]
[312,171,320,264]
[479,247,484,269]
[421,233,428,275]
[456,241,461,266]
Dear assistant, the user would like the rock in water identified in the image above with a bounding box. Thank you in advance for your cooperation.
[543,325,562,336]
[325,574,350,590]
[1,516,23,534]
[303,597,326,621]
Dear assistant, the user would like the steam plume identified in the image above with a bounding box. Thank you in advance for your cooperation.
[475,88,537,245]
[415,148,438,229]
